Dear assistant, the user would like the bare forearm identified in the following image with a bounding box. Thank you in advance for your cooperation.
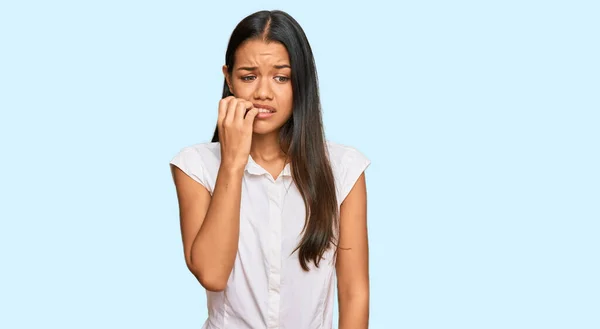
[338,293,369,329]
[190,165,244,286]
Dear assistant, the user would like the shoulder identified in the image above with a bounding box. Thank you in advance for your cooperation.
[325,140,371,203]
[169,142,221,194]
[172,142,220,159]
[325,140,369,164]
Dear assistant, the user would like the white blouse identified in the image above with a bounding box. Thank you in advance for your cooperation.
[170,140,370,329]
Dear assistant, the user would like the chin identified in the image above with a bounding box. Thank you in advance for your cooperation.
[252,121,284,136]
[251,127,278,135]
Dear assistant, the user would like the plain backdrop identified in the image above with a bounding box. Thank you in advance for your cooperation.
[1,1,598,328]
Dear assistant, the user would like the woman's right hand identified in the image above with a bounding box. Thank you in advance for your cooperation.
[217,96,260,171]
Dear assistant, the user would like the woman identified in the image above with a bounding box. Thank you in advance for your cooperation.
[170,10,370,329]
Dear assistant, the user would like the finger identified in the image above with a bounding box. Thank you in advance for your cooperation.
[224,98,238,126]
[218,96,234,126]
[242,100,255,119]
[243,107,260,129]
[235,100,252,122]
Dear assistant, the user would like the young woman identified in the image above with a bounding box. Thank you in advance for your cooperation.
[170,10,370,329]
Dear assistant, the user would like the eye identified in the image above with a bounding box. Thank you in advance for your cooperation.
[241,76,256,82]
[274,76,290,83]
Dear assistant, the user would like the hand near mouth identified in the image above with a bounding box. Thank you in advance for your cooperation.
[217,96,260,171]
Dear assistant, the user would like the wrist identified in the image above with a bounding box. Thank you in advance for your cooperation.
[218,162,246,177]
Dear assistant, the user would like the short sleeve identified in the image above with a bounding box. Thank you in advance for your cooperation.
[169,147,212,194]
[339,147,371,202]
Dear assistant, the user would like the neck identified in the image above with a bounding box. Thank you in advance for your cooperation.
[250,131,287,163]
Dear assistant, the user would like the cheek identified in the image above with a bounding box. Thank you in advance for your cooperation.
[280,86,293,107]
[232,82,251,97]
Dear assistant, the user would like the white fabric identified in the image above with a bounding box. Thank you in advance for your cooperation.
[170,140,370,329]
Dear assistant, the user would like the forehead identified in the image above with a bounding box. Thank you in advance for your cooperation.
[234,40,290,66]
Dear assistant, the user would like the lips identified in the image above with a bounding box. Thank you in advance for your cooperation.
[253,103,276,113]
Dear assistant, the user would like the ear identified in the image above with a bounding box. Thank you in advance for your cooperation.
[222,65,233,93]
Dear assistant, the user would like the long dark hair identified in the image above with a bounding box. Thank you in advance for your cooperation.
[211,10,338,271]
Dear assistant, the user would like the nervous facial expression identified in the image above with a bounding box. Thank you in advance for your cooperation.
[223,39,293,136]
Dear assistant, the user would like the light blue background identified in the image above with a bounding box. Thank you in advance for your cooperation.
[1,1,598,328]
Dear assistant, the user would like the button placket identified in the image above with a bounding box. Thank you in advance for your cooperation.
[266,179,283,329]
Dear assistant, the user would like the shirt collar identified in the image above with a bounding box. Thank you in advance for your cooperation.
[245,155,292,177]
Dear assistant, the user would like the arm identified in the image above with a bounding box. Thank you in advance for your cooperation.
[171,164,244,292]
[336,172,370,329]
[171,97,259,292]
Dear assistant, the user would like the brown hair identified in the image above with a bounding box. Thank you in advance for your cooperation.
[211,10,338,271]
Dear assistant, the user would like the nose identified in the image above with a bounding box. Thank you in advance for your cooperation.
[253,77,273,100]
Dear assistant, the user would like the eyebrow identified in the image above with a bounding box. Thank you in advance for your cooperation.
[237,64,291,71]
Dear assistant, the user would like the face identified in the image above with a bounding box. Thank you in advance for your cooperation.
[223,39,293,136]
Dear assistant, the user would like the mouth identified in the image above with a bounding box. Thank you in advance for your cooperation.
[253,104,276,113]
